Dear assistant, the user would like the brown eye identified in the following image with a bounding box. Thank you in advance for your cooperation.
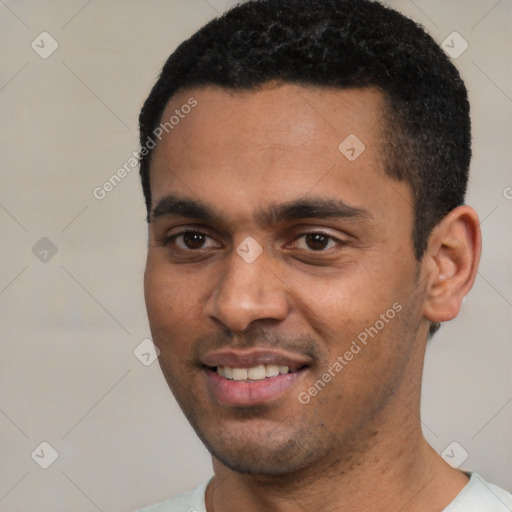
[290,231,343,253]
[181,232,207,249]
[305,233,331,250]
[159,229,222,253]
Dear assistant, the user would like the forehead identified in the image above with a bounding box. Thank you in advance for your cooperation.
[155,82,384,165]
[149,83,411,228]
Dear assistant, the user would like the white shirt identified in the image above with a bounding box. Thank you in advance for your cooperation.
[138,472,512,511]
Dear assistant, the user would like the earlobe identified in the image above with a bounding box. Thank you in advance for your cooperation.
[422,206,481,324]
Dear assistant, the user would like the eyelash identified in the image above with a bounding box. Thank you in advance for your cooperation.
[158,229,345,253]
[159,229,219,250]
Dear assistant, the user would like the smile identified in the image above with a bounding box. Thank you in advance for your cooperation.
[216,364,295,381]
[200,348,313,406]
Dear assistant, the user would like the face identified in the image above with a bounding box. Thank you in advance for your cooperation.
[144,83,429,475]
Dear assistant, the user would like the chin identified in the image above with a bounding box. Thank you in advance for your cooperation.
[192,421,321,476]
[209,443,313,476]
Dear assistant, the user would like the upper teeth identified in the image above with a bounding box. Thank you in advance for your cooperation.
[217,364,290,381]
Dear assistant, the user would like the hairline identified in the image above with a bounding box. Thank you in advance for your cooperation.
[144,81,412,224]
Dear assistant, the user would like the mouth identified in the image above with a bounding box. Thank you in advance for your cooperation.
[215,363,302,381]
[201,349,312,406]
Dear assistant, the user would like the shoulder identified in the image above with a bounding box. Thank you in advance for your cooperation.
[136,479,210,512]
[445,473,512,511]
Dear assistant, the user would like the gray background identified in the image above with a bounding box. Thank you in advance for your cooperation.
[0,1,510,511]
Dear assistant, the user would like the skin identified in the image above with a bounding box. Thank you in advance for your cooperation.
[144,83,481,512]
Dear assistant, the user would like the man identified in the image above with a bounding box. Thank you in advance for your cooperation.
[137,0,512,510]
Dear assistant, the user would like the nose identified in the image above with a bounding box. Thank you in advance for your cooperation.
[204,249,290,332]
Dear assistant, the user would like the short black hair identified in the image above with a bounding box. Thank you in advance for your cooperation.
[139,0,471,335]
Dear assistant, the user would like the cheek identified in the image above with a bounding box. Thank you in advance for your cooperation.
[144,269,187,358]
[144,262,173,324]
[144,267,192,376]
[144,255,215,363]
[144,255,200,320]
[288,269,393,330]
[287,267,414,376]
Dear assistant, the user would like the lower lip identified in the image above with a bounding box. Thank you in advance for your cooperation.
[204,367,307,406]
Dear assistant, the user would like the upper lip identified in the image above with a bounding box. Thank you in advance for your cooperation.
[201,348,313,371]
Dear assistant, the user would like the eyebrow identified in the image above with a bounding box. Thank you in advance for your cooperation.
[257,197,370,225]
[151,195,371,226]
[152,196,217,222]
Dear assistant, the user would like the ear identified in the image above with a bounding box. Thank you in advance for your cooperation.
[422,206,482,323]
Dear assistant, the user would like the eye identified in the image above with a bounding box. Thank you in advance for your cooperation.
[179,232,209,249]
[160,230,221,250]
[293,232,342,251]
